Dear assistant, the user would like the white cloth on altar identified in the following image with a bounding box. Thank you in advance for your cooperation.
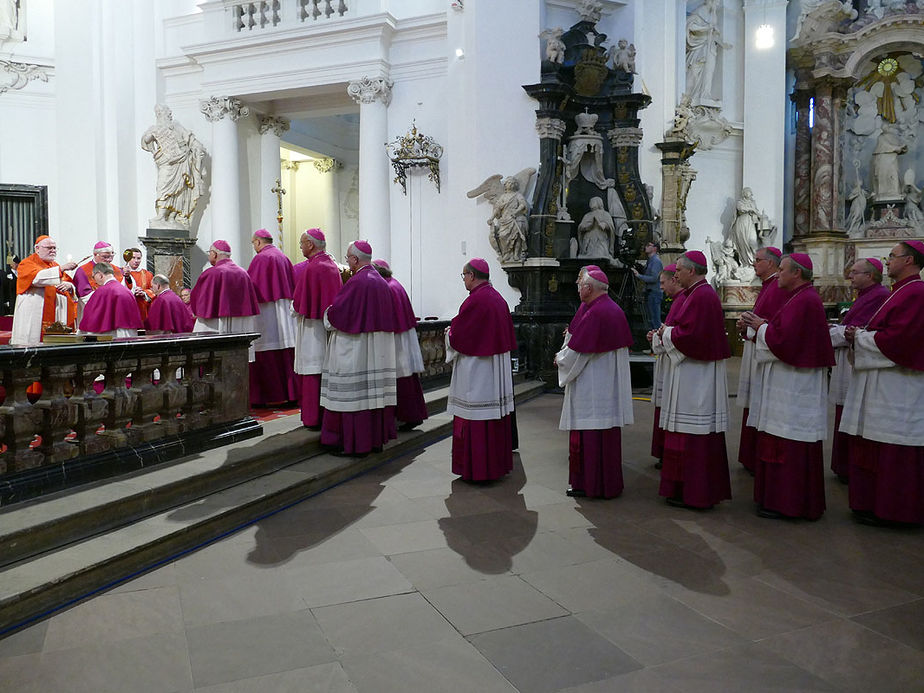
[747,323,828,442]
[10,265,68,346]
[828,325,851,405]
[319,309,397,412]
[395,328,425,379]
[445,334,513,421]
[80,328,138,339]
[253,299,297,352]
[839,329,924,446]
[658,326,729,434]
[193,315,259,362]
[294,316,328,375]
[556,343,633,431]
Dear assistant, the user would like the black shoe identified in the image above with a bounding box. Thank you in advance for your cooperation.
[398,421,422,432]
[756,506,784,519]
[837,474,849,485]
[304,424,322,431]
[666,496,712,511]
[566,488,586,497]
[654,460,663,470]
[331,449,368,459]
[853,510,885,526]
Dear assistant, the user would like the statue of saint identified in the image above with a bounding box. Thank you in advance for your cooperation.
[872,123,907,201]
[487,177,529,263]
[577,197,617,259]
[730,187,761,268]
[0,0,20,39]
[685,0,725,106]
[845,180,868,237]
[141,105,208,230]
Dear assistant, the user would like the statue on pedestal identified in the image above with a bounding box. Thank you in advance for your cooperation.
[730,187,761,268]
[467,168,536,264]
[685,0,727,107]
[845,178,868,237]
[575,197,617,259]
[141,105,207,231]
[872,122,907,201]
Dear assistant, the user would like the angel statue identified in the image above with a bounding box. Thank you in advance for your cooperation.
[539,28,565,64]
[467,168,537,264]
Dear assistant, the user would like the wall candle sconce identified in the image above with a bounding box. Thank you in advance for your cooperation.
[385,121,444,194]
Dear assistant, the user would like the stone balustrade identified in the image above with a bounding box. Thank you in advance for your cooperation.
[0,333,261,505]
[225,0,350,32]
[415,320,453,383]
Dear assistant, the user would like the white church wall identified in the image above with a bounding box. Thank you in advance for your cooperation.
[685,135,744,266]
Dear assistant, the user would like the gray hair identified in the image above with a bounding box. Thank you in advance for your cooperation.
[301,231,326,250]
[92,262,114,276]
[347,242,371,262]
[862,259,883,283]
[785,255,814,281]
[152,274,170,288]
[581,275,608,292]
[677,255,707,275]
[757,247,781,266]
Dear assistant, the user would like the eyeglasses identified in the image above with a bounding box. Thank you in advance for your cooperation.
[888,253,910,259]
[460,272,472,278]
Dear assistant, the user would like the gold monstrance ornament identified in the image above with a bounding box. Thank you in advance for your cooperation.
[271,178,286,244]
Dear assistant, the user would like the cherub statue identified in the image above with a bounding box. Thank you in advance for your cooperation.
[608,39,636,74]
[539,28,565,64]
[467,168,537,264]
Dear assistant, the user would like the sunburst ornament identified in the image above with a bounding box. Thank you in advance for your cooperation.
[857,56,904,123]
[877,57,899,77]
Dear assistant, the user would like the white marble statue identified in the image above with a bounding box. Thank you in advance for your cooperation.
[685,0,726,107]
[576,197,617,259]
[467,168,536,264]
[792,1,857,42]
[872,122,907,201]
[141,105,207,230]
[730,187,761,268]
[845,179,868,238]
[608,39,636,74]
[707,236,736,286]
[902,170,924,227]
[0,0,21,41]
[539,28,565,64]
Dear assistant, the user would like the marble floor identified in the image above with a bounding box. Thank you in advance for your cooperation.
[1,391,922,692]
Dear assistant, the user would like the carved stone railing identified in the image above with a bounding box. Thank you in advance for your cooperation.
[0,334,261,505]
[224,0,349,32]
[415,320,452,383]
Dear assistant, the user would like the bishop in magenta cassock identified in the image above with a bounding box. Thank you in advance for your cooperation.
[293,229,342,429]
[247,228,299,406]
[145,274,195,333]
[73,242,124,326]
[840,240,924,526]
[10,235,77,346]
[556,267,634,498]
[373,259,429,431]
[736,246,789,474]
[78,262,143,338]
[320,240,398,456]
[828,258,889,483]
[446,258,518,482]
[742,253,835,520]
[190,240,261,360]
[649,263,685,469]
[655,250,732,509]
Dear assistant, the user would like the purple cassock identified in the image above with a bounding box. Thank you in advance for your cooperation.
[292,252,342,428]
[752,283,835,520]
[146,289,195,333]
[247,244,298,406]
[320,265,399,455]
[830,283,890,479]
[847,275,924,523]
[384,275,429,428]
[659,279,733,508]
[565,294,633,499]
[79,279,143,334]
[738,274,791,472]
[448,282,518,482]
[292,259,308,286]
[190,259,260,320]
[651,291,687,461]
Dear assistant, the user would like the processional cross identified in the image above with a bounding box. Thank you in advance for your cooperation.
[271,178,286,244]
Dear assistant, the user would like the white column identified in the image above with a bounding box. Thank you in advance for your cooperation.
[313,158,343,252]
[258,115,290,244]
[200,96,250,255]
[742,0,788,243]
[348,77,392,259]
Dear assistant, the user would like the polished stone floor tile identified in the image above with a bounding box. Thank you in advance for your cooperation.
[0,620,47,657]
[186,610,335,688]
[43,585,184,652]
[287,555,414,608]
[388,545,508,590]
[759,616,924,691]
[178,570,305,627]
[422,574,568,636]
[359,518,452,555]
[193,662,357,693]
[558,667,684,693]
[312,593,463,657]
[341,638,517,693]
[852,598,924,652]
[575,592,745,665]
[468,615,642,693]
[258,526,384,568]
[647,642,838,692]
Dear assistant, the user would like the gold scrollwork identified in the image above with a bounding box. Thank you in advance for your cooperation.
[616,147,629,164]
[624,187,636,202]
[548,275,559,293]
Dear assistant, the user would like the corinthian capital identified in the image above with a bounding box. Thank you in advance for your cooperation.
[347,77,393,106]
[535,117,566,141]
[258,115,290,137]
[200,96,251,122]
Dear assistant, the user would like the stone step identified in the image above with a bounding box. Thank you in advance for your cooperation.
[0,379,546,636]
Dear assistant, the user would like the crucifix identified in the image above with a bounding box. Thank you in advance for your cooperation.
[271,178,286,244]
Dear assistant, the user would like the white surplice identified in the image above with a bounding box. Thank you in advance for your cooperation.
[294,316,328,376]
[747,323,828,442]
[10,266,69,346]
[839,330,924,446]
[658,326,729,434]
[445,334,513,421]
[556,338,634,431]
[828,325,851,405]
[319,308,397,413]
[193,315,260,362]
[253,299,297,352]
[395,328,425,379]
